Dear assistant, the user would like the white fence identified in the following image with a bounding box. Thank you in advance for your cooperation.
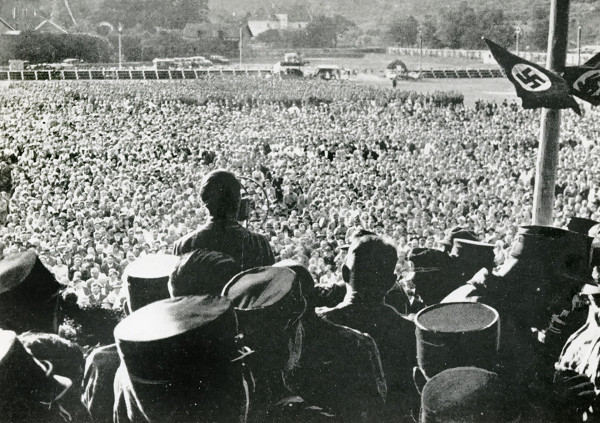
[387,47,594,66]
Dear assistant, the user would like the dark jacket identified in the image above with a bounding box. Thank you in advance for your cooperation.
[113,364,248,423]
[173,217,275,270]
[319,294,418,421]
[82,344,121,423]
[283,314,387,421]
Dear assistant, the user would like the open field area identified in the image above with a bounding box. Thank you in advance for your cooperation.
[245,52,498,71]
[244,52,520,107]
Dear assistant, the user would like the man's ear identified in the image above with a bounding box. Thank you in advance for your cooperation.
[342,265,350,283]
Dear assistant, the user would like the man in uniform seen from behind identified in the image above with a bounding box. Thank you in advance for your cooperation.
[173,169,275,270]
[275,261,388,422]
[319,235,417,421]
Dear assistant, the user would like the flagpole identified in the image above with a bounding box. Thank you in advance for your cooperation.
[532,0,571,226]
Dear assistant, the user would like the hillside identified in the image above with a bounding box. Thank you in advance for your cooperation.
[209,0,600,44]
[5,0,598,47]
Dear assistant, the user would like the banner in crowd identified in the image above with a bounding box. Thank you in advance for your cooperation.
[484,38,581,115]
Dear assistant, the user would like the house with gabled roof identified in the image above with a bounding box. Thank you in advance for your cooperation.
[34,19,68,34]
[0,16,19,35]
[0,0,75,32]
[247,14,309,38]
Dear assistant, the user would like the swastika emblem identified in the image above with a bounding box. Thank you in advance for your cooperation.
[573,70,600,97]
[511,64,551,92]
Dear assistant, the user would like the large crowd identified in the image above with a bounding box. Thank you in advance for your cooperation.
[0,78,599,308]
[1,77,600,422]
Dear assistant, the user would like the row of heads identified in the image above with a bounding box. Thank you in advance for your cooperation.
[0,258,507,422]
[0,234,393,340]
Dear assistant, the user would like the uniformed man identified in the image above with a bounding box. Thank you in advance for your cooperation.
[274,261,387,421]
[113,295,251,422]
[82,254,179,423]
[173,169,275,269]
[222,266,307,423]
[443,225,596,421]
[168,248,239,297]
[554,283,600,422]
[318,235,417,421]
[0,329,75,423]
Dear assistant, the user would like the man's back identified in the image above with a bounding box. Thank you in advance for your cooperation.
[320,298,417,420]
[82,344,121,423]
[173,218,274,270]
[284,315,387,421]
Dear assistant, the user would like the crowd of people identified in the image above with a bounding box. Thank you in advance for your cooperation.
[0,77,600,422]
[0,79,598,300]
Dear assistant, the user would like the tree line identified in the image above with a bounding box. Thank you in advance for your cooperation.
[0,0,556,64]
[387,2,550,51]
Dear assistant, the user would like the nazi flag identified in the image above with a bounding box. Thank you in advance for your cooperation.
[562,66,600,106]
[484,38,581,115]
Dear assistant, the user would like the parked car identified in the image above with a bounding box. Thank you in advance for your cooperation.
[62,58,81,68]
[209,55,230,64]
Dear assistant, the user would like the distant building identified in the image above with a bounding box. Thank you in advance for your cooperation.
[34,19,68,34]
[0,0,74,32]
[0,0,45,31]
[0,16,19,35]
[247,14,309,38]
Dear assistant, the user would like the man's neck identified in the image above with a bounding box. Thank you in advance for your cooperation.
[208,215,238,222]
[344,284,384,305]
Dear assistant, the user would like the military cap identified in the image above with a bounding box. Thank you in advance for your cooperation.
[273,259,347,308]
[567,217,599,235]
[221,267,306,367]
[420,367,508,423]
[0,250,63,333]
[415,302,500,379]
[408,248,450,272]
[406,248,452,305]
[450,239,495,263]
[450,239,496,281]
[123,254,179,312]
[114,295,239,384]
[222,266,305,319]
[0,329,72,409]
[497,225,592,284]
[273,260,316,299]
[168,249,239,297]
